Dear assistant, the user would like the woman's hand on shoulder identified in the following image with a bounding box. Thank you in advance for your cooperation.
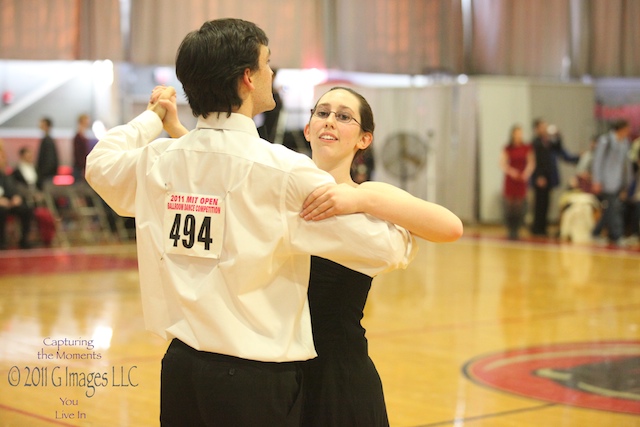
[301,183,361,221]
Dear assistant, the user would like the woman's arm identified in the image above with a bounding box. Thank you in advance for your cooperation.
[522,148,536,181]
[301,182,463,242]
[150,86,189,138]
[500,148,519,179]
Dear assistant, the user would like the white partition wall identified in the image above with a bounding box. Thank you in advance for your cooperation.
[475,77,533,223]
[446,83,480,223]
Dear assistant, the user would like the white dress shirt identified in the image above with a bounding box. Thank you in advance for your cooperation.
[17,161,38,187]
[86,110,416,362]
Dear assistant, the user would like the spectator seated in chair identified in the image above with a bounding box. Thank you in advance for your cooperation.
[12,146,56,247]
[0,145,34,249]
[558,177,601,244]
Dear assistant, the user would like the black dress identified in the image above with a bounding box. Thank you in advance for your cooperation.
[301,256,390,427]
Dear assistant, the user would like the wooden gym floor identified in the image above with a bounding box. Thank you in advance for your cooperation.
[0,225,638,426]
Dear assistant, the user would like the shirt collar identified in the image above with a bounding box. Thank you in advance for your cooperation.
[196,113,260,138]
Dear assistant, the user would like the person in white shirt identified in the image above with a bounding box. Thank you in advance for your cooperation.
[85,19,415,427]
[13,147,39,191]
[158,85,463,425]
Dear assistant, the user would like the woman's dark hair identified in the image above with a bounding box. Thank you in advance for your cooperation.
[175,19,269,118]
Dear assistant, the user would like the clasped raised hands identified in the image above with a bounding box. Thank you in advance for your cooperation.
[148,86,189,138]
[147,86,176,120]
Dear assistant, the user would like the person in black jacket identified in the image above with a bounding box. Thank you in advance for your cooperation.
[36,117,59,188]
[530,118,579,236]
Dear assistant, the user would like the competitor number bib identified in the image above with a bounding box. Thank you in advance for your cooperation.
[164,192,225,258]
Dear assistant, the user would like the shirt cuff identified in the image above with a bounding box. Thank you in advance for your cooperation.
[134,110,165,142]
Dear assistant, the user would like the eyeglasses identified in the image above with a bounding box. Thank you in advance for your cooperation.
[310,108,362,128]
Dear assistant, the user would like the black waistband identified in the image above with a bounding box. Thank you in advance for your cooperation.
[168,338,301,371]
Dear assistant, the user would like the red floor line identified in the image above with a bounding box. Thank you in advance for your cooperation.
[368,303,640,338]
[0,403,78,427]
[414,403,558,427]
[0,254,138,277]
[0,244,135,258]
[461,233,640,255]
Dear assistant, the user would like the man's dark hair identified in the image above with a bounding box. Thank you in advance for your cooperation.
[175,19,269,118]
[41,117,53,128]
[610,118,629,132]
[532,118,544,130]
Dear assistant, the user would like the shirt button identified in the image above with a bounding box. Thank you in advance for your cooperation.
[228,368,236,376]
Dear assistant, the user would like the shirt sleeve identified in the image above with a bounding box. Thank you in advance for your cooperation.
[285,157,417,277]
[85,110,164,216]
[554,137,579,163]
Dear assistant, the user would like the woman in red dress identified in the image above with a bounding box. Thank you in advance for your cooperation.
[500,125,535,240]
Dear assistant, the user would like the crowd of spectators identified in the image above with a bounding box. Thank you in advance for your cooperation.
[500,118,639,248]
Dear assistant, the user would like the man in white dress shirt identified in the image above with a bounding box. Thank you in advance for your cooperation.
[86,18,415,426]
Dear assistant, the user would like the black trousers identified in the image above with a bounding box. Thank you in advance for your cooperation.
[160,339,304,427]
[504,198,527,240]
[0,204,33,248]
[531,185,550,236]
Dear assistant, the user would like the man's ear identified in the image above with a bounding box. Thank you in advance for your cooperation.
[242,68,255,91]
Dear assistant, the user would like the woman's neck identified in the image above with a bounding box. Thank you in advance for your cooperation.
[329,168,356,186]
[314,157,355,185]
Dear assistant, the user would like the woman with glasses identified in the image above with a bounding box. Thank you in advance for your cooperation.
[299,87,462,426]
[153,85,462,426]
